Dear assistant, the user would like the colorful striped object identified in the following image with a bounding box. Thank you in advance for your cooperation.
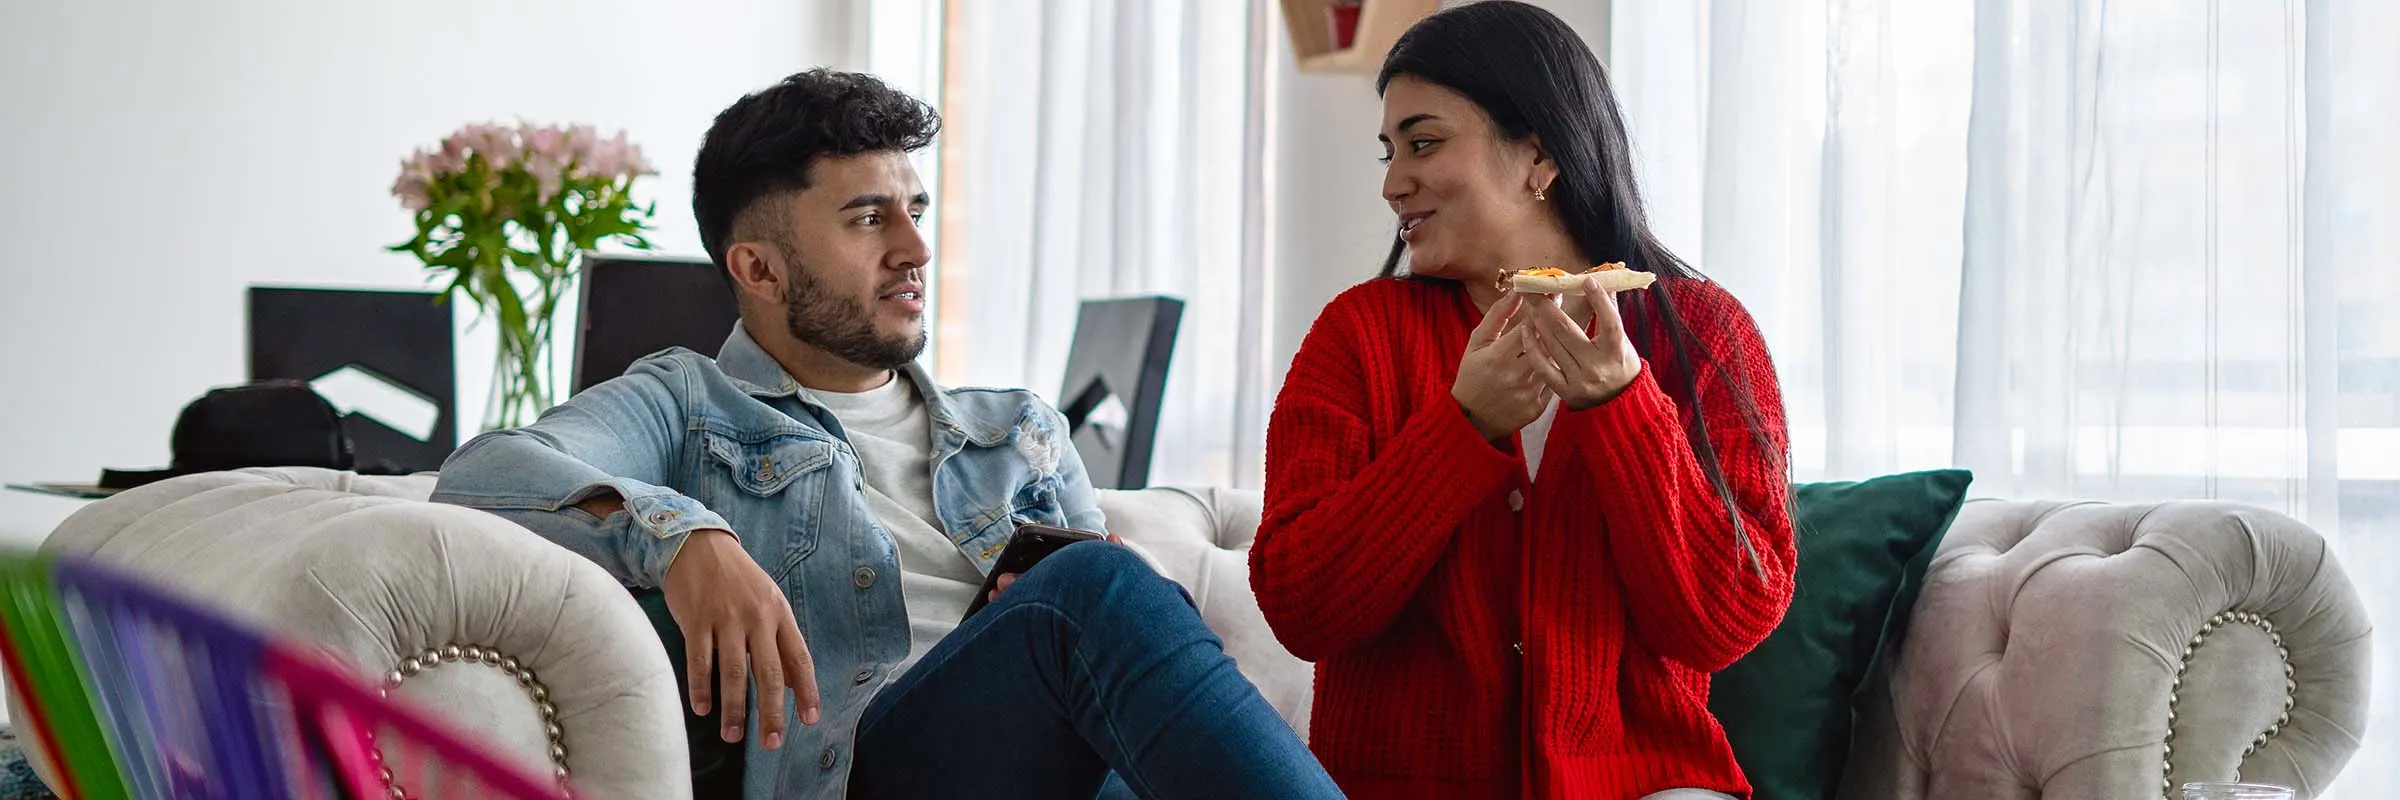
[0,551,573,800]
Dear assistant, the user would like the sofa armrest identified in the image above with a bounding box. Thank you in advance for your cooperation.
[1841,499,2371,799]
[1096,486,1312,737]
[11,468,688,799]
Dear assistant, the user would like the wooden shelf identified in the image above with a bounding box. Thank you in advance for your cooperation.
[1281,0,1440,75]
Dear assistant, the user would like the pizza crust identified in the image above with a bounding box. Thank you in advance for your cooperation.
[1507,268,1656,295]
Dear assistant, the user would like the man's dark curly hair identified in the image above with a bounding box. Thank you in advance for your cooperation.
[692,68,941,273]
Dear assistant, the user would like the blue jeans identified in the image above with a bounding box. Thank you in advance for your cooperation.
[847,541,1343,800]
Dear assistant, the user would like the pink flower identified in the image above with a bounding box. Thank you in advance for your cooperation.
[586,134,627,180]
[394,121,653,212]
[526,125,569,163]
[434,136,469,174]
[391,173,431,210]
[568,124,599,161]
[403,147,436,177]
[581,131,655,180]
[391,149,438,210]
[624,140,657,177]
[452,122,519,170]
[527,155,566,203]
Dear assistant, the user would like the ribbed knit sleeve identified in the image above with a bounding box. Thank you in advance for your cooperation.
[1554,281,1796,672]
[1251,286,1520,662]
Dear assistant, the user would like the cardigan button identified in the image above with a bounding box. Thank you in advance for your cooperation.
[1507,490,1525,512]
[1511,642,1524,656]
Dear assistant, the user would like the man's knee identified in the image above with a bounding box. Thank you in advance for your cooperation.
[1021,540,1190,609]
[1037,539,1146,579]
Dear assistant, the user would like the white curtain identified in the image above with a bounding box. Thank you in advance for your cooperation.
[934,0,1269,489]
[1613,0,2399,793]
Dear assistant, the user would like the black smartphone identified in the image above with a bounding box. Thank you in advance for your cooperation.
[961,523,1105,621]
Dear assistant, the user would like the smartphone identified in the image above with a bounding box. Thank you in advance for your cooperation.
[961,523,1105,621]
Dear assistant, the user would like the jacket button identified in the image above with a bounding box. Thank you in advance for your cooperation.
[852,566,876,588]
[1512,641,1525,656]
[819,747,838,770]
[853,668,874,685]
[1507,490,1525,512]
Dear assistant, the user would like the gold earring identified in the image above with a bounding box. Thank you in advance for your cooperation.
[1533,186,1548,201]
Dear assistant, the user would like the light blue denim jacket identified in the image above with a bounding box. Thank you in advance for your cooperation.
[429,324,1106,800]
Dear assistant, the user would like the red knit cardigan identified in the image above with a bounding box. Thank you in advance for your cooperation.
[1253,276,1796,799]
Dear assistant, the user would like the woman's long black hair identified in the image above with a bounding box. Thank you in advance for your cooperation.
[1377,0,1788,572]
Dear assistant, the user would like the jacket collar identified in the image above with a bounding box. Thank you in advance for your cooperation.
[715,323,1012,446]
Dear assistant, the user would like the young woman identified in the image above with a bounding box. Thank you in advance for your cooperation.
[1251,3,1796,798]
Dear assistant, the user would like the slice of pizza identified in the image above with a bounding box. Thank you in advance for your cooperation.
[1503,262,1654,294]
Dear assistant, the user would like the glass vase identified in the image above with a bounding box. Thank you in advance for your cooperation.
[2182,783,2295,800]
[480,310,558,432]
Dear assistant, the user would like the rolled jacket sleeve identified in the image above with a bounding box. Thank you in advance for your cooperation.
[431,359,725,588]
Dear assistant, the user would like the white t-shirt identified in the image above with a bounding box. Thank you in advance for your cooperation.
[1523,398,1561,481]
[805,375,981,678]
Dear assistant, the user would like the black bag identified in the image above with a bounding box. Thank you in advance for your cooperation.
[97,380,365,490]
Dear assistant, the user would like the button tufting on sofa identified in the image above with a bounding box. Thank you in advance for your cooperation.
[2161,610,2298,797]
[376,643,571,798]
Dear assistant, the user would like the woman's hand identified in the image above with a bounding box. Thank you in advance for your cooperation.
[1452,293,1556,441]
[1522,276,1644,410]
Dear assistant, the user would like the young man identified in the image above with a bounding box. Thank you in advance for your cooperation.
[429,70,1338,800]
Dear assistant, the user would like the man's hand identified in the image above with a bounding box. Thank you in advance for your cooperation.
[662,528,820,749]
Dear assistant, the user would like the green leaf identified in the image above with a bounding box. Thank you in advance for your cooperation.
[487,270,527,334]
[445,271,481,306]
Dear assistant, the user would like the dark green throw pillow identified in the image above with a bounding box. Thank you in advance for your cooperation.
[1709,469,1974,800]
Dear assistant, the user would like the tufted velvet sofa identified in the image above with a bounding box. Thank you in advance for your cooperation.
[6,472,2372,798]
[1838,500,2371,798]
[1153,491,2375,798]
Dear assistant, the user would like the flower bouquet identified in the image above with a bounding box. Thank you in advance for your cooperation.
[389,122,658,430]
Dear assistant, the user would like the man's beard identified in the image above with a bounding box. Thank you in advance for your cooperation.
[780,250,927,371]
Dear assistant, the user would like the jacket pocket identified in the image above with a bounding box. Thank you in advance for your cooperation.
[701,429,836,577]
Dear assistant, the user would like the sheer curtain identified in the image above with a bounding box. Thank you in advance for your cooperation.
[1613,0,2398,793]
[932,0,1270,488]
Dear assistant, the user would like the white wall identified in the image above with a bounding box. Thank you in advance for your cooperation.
[0,0,860,544]
[1267,53,1396,384]
[1266,0,1613,387]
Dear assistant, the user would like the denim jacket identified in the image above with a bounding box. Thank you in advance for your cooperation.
[429,324,1106,800]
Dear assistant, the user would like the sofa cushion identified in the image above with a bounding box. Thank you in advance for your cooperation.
[1709,469,1974,800]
